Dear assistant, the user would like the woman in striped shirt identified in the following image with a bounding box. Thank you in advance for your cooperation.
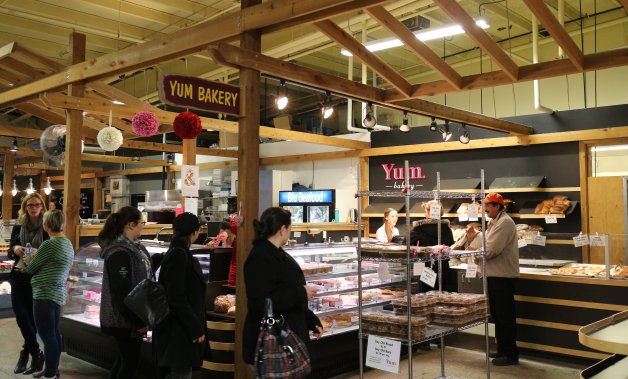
[27,210,75,379]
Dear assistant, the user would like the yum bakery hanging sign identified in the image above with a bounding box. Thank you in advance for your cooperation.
[158,74,240,115]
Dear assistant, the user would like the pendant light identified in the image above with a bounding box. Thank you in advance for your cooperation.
[399,112,410,133]
[10,137,18,152]
[11,179,18,197]
[25,178,35,195]
[430,117,438,132]
[43,177,53,195]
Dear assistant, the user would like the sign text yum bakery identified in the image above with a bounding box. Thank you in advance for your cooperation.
[381,163,427,191]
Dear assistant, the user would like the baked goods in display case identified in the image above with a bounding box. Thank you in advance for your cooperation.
[300,262,333,276]
[550,263,606,277]
[213,294,236,313]
[318,312,357,332]
[362,310,429,340]
[596,265,628,279]
[534,195,572,214]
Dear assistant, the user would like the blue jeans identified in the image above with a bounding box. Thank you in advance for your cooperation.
[33,299,61,378]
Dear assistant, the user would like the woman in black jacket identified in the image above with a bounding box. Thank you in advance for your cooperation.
[154,212,206,379]
[243,207,323,372]
[98,206,151,379]
[8,193,47,375]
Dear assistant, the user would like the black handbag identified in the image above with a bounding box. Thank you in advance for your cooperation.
[124,273,170,328]
[254,298,312,379]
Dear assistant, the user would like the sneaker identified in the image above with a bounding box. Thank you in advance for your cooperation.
[492,356,519,366]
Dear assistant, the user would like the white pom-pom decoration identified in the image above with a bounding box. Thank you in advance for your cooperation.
[97,126,123,151]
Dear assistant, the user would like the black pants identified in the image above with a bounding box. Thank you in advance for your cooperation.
[10,274,40,354]
[488,277,518,359]
[110,334,142,379]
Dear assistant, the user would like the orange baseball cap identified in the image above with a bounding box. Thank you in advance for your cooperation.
[484,192,504,205]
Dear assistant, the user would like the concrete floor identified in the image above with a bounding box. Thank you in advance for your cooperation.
[0,317,587,379]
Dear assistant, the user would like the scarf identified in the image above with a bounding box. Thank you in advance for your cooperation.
[19,219,44,248]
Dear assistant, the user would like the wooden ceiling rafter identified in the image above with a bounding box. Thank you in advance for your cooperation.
[619,0,628,13]
[366,6,462,90]
[314,19,413,97]
[433,0,519,82]
[383,46,628,101]
[210,43,532,135]
[522,0,584,71]
[0,0,392,107]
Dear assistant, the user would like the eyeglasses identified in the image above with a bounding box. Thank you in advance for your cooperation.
[26,203,42,209]
[139,221,146,225]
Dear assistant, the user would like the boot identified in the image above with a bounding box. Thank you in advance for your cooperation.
[13,349,29,374]
[23,351,44,375]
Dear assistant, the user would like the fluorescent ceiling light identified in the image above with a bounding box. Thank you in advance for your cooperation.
[591,145,628,153]
[112,100,125,105]
[341,19,490,56]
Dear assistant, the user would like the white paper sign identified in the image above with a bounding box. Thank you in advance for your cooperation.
[590,234,606,247]
[518,239,527,248]
[468,204,479,221]
[181,165,199,197]
[293,231,301,238]
[545,215,558,224]
[413,262,425,276]
[532,235,546,246]
[184,197,198,215]
[429,203,441,219]
[365,335,401,374]
[466,263,478,278]
[573,234,590,247]
[458,214,469,222]
[420,266,437,288]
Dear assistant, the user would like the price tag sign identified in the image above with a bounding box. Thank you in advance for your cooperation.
[366,335,401,373]
[518,239,527,248]
[468,204,479,221]
[590,234,606,247]
[458,213,469,222]
[420,266,437,288]
[413,262,425,276]
[545,215,558,224]
[293,231,301,238]
[573,233,589,247]
[466,263,478,278]
[532,235,546,246]
[429,203,441,219]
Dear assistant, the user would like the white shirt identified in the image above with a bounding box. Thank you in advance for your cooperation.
[375,225,399,242]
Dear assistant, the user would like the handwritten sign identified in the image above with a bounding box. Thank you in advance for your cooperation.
[458,214,469,222]
[466,263,478,278]
[545,215,558,224]
[158,74,240,115]
[531,235,546,246]
[420,266,437,288]
[413,262,425,276]
[573,234,589,247]
[468,204,479,221]
[366,335,401,373]
[590,234,606,247]
[429,203,441,219]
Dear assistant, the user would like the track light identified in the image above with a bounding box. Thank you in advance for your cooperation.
[167,153,175,165]
[11,179,17,197]
[275,80,288,110]
[26,178,35,195]
[400,112,410,132]
[10,137,18,152]
[459,124,470,144]
[321,92,334,119]
[442,120,452,141]
[430,117,438,132]
[363,103,377,128]
[43,177,52,195]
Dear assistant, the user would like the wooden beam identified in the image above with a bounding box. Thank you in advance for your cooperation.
[81,153,167,166]
[42,92,370,149]
[2,153,15,223]
[0,147,43,158]
[523,0,584,70]
[0,0,388,107]
[0,57,47,78]
[433,0,519,81]
[260,150,360,166]
[12,43,65,71]
[360,125,628,157]
[0,124,45,139]
[95,166,169,178]
[314,19,413,97]
[384,47,628,100]
[619,0,628,14]
[15,101,98,141]
[366,6,462,89]
[212,44,531,135]
[49,172,97,181]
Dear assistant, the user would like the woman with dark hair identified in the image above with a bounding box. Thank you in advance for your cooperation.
[242,207,323,371]
[8,193,47,374]
[154,212,206,379]
[98,206,151,379]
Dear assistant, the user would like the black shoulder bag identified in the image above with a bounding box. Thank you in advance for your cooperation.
[124,272,170,329]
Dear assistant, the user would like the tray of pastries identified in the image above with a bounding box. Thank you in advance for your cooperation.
[300,263,333,276]
[550,263,606,277]
[362,310,428,340]
[533,195,573,215]
[319,311,357,331]
[437,292,487,306]
[595,265,628,279]
[431,312,487,327]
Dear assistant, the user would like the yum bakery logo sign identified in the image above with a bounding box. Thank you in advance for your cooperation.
[381,163,427,190]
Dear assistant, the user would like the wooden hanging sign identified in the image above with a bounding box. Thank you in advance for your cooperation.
[158,74,240,115]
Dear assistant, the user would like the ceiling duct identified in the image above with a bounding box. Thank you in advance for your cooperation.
[401,15,430,31]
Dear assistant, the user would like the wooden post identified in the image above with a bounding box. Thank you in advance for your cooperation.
[2,154,15,224]
[64,32,86,249]
[181,139,197,208]
[235,0,260,377]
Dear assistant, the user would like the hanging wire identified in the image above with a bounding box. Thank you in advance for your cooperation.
[593,0,598,107]
[579,0,587,108]
[505,0,517,116]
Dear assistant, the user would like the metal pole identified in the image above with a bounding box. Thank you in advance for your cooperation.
[604,234,611,279]
[404,161,412,379]
[481,169,490,379]
[436,171,445,378]
[357,161,364,379]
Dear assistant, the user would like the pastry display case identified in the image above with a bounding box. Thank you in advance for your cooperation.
[579,310,628,378]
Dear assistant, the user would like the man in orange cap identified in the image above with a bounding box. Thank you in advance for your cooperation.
[483,192,519,366]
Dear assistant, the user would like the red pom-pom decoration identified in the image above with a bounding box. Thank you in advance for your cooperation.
[173,111,202,139]
[131,107,159,137]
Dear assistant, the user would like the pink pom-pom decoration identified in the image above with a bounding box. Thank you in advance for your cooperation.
[173,111,202,139]
[131,109,159,137]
